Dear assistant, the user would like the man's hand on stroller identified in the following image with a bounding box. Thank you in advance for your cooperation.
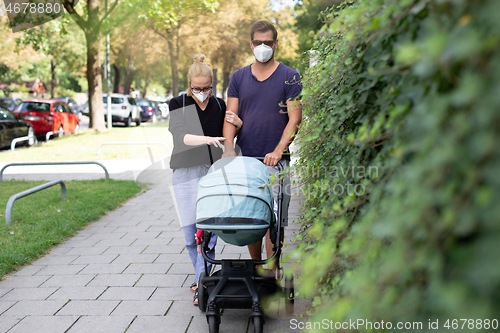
[264,150,282,166]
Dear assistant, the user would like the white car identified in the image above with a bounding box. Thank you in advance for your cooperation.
[158,102,169,118]
[102,94,141,127]
[148,97,170,118]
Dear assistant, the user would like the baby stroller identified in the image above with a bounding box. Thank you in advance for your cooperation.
[196,156,294,333]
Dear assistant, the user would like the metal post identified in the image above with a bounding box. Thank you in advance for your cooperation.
[0,162,110,182]
[5,180,67,226]
[46,131,56,142]
[10,136,29,152]
[105,0,112,129]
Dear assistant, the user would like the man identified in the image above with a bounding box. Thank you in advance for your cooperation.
[222,20,302,263]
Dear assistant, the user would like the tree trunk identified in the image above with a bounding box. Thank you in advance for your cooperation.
[86,30,106,132]
[212,69,217,97]
[124,56,135,94]
[166,28,179,97]
[124,72,135,95]
[50,58,56,98]
[113,64,120,93]
[143,71,151,98]
[222,66,231,101]
[135,78,141,94]
[62,0,114,132]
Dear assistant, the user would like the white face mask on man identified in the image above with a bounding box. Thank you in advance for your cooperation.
[253,44,274,63]
[193,89,211,102]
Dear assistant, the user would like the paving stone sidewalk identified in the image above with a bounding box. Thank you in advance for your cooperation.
[0,160,308,332]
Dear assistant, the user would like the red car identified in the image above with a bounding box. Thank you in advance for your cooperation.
[14,99,80,138]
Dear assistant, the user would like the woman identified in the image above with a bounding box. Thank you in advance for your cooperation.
[169,54,242,305]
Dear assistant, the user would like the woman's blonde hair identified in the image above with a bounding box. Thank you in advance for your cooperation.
[187,54,213,98]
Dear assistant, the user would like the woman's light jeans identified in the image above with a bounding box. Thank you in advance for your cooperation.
[172,164,217,283]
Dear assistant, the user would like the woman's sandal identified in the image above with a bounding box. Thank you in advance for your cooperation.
[193,288,199,306]
[189,282,198,293]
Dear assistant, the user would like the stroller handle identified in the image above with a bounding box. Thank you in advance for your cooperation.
[253,157,286,173]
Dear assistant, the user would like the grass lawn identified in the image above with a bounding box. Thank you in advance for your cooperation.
[0,119,173,162]
[0,179,142,279]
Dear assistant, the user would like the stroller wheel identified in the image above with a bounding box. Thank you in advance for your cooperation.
[252,315,264,333]
[208,315,219,333]
[285,275,295,314]
[198,272,208,312]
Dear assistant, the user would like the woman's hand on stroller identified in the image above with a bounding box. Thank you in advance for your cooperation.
[205,136,226,149]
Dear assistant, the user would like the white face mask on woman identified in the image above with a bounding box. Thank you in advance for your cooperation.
[253,44,273,63]
[193,89,211,102]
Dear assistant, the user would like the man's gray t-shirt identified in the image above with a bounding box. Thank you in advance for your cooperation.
[227,63,302,159]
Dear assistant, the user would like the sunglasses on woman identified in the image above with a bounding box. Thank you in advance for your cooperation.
[252,40,275,47]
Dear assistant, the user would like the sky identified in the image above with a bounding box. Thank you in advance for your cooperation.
[271,0,297,11]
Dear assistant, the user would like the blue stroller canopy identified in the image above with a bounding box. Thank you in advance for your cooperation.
[196,156,274,246]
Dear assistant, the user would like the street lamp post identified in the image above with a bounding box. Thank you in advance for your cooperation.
[105,0,112,129]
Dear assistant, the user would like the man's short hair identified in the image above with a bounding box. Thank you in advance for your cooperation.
[250,20,278,41]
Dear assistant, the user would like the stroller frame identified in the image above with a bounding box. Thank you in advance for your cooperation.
[197,159,293,333]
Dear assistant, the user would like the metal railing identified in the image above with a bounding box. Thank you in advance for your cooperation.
[0,161,109,182]
[10,136,30,152]
[46,131,57,142]
[97,141,171,157]
[5,179,66,226]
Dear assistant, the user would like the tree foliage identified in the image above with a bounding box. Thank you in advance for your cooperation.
[141,0,299,97]
[0,16,43,83]
[196,0,269,97]
[199,0,300,95]
[294,0,500,329]
[293,0,344,55]
[63,0,119,131]
[15,18,86,97]
[108,18,169,95]
[144,0,219,96]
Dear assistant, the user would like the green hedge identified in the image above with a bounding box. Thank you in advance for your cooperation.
[294,0,500,330]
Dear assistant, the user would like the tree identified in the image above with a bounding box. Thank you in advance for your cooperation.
[15,18,86,98]
[295,0,500,325]
[0,16,41,84]
[106,14,170,96]
[62,0,119,131]
[294,0,344,53]
[135,35,170,97]
[204,0,267,98]
[145,0,218,97]
[194,0,299,98]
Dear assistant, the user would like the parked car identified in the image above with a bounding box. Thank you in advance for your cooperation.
[0,106,36,149]
[52,97,83,120]
[81,101,89,117]
[0,97,22,111]
[102,94,141,127]
[14,99,80,138]
[136,98,160,123]
[158,101,169,118]
[148,97,170,118]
